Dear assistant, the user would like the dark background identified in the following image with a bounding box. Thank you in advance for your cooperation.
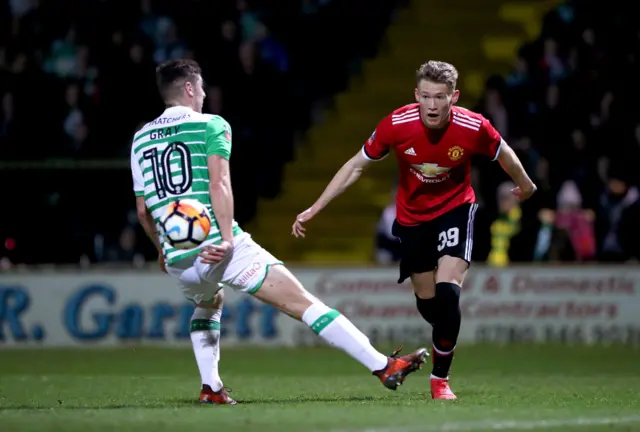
[1,0,638,267]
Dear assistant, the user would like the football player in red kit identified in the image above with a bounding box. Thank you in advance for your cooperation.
[292,60,536,400]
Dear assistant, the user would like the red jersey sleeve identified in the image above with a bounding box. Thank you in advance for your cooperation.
[476,117,503,161]
[362,115,394,161]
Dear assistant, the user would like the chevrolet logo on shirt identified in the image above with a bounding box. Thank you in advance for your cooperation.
[411,163,450,178]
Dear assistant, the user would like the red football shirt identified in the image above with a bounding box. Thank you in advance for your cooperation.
[362,104,503,226]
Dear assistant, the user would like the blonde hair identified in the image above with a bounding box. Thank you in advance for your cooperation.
[416,60,458,91]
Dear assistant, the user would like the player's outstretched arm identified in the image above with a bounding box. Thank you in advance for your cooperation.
[135,196,166,272]
[203,116,234,259]
[497,141,537,200]
[208,155,235,244]
[292,151,372,238]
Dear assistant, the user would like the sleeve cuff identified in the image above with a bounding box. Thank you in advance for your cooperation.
[361,145,388,161]
[492,138,505,161]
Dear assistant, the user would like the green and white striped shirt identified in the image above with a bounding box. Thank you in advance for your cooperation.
[130,106,242,264]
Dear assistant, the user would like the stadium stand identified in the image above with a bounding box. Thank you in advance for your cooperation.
[473,0,640,264]
[373,0,640,266]
[0,0,401,265]
[0,0,638,266]
[249,0,556,263]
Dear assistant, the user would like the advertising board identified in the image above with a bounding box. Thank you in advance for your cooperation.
[1,267,638,347]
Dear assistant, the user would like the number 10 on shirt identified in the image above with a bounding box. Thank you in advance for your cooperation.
[143,141,193,199]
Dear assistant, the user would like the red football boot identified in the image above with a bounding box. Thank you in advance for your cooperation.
[373,345,428,390]
[430,377,457,400]
[199,385,237,405]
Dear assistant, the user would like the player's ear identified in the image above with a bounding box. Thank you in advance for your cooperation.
[414,87,420,103]
[185,81,195,98]
[451,89,460,105]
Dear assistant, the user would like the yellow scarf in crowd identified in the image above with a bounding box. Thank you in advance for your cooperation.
[488,206,521,267]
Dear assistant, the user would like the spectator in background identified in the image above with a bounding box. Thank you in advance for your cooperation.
[5,0,639,265]
[74,45,98,98]
[506,53,531,89]
[374,188,401,265]
[237,0,260,42]
[104,225,146,267]
[560,129,597,199]
[487,182,521,267]
[540,38,567,83]
[504,52,536,136]
[596,171,640,262]
[61,82,87,153]
[553,180,596,262]
[476,0,640,265]
[43,26,79,78]
[206,85,224,115]
[152,19,187,64]
[8,0,35,21]
[0,92,16,148]
[628,124,640,187]
[533,208,575,263]
[480,86,509,138]
[1,0,349,265]
[254,22,289,74]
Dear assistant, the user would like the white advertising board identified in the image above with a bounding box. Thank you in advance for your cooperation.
[1,267,639,347]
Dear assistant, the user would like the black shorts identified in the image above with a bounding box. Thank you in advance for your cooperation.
[392,203,479,283]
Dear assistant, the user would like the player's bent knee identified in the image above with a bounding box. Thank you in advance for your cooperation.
[196,289,224,309]
[435,255,469,285]
[410,271,436,299]
[435,282,461,303]
[251,265,316,320]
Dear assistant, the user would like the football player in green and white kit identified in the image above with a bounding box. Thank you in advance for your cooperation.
[131,59,428,405]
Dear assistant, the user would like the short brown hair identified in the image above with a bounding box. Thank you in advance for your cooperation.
[155,59,202,101]
[416,60,458,91]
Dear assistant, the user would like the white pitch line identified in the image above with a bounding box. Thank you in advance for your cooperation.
[331,415,640,432]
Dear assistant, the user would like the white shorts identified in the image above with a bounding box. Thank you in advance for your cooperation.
[166,232,283,304]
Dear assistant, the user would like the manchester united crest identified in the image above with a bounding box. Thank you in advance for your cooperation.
[448,146,464,161]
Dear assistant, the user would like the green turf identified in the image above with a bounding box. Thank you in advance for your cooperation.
[1,344,639,431]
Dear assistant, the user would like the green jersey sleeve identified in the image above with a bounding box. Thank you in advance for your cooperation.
[205,116,232,160]
[130,141,145,197]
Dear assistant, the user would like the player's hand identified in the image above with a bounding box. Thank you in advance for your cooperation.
[198,241,233,264]
[511,183,537,201]
[158,255,167,273]
[292,208,316,238]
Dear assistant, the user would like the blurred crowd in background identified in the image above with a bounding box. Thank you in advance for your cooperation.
[478,0,640,265]
[0,0,397,266]
[375,0,640,267]
[1,0,639,267]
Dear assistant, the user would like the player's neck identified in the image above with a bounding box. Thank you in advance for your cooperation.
[165,100,196,112]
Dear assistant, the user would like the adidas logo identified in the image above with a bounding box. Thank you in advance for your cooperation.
[404,147,417,156]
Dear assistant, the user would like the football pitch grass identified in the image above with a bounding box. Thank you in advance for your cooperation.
[1,344,639,432]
